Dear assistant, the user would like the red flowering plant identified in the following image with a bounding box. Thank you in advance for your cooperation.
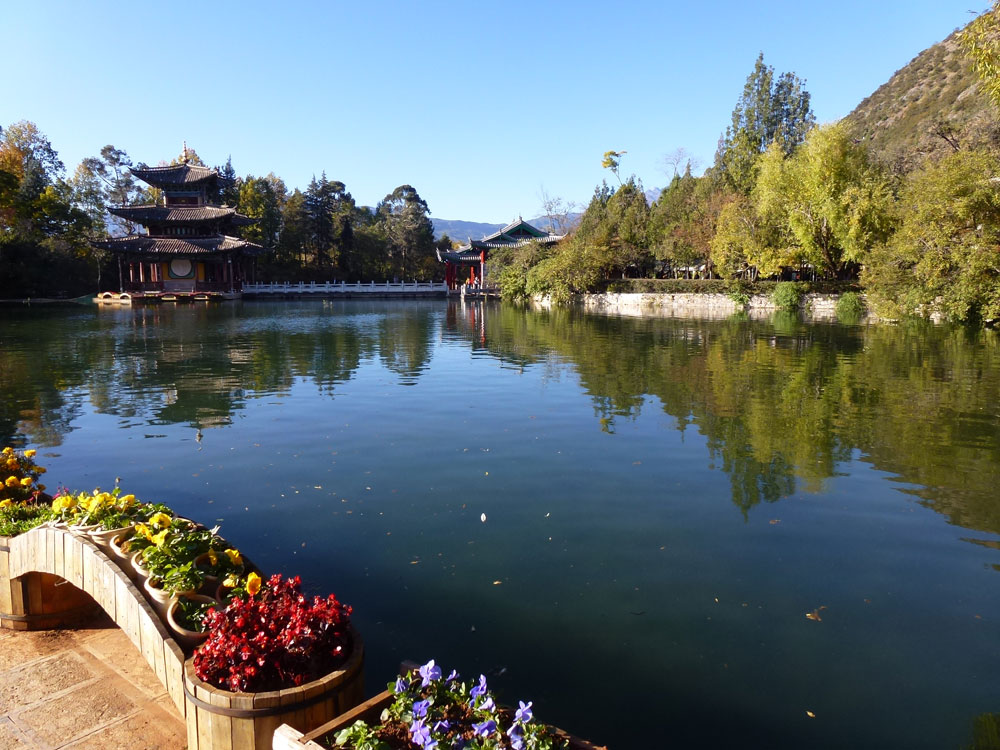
[192,573,353,692]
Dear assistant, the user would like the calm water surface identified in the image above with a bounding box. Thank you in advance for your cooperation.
[1,300,999,749]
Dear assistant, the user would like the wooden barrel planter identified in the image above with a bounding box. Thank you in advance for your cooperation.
[0,533,100,630]
[182,627,365,750]
[275,661,606,750]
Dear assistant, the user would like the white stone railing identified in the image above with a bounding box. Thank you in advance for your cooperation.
[243,281,448,294]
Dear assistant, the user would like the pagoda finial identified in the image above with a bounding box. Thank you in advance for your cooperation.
[182,140,189,164]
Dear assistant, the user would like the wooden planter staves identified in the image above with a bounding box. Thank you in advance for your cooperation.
[273,665,607,750]
[0,524,365,750]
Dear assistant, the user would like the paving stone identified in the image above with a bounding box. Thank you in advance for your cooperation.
[0,718,34,750]
[0,652,95,713]
[82,629,164,699]
[15,682,137,747]
[61,707,187,750]
[0,629,80,672]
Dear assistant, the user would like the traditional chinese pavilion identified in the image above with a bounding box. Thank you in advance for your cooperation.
[95,157,266,303]
[437,217,564,291]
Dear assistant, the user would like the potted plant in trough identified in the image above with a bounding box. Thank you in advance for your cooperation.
[184,573,364,749]
[276,661,605,750]
[167,591,217,649]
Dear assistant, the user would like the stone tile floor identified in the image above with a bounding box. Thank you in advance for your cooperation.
[0,614,186,749]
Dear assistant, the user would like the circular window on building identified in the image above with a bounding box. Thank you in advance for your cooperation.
[169,259,193,278]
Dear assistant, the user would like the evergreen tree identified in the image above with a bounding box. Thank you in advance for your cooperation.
[376,185,434,280]
[715,53,815,194]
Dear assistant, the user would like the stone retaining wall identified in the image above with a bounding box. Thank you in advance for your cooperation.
[531,292,854,321]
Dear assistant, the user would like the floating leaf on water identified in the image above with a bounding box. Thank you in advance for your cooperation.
[480,513,487,523]
[806,606,827,621]
[769,519,781,525]
[806,711,816,718]
[493,580,502,585]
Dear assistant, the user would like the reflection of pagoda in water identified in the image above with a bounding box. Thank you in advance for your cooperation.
[96,152,267,303]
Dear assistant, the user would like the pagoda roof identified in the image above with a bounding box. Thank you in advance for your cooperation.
[481,217,554,243]
[97,235,266,256]
[437,218,564,264]
[130,163,218,188]
[109,205,251,224]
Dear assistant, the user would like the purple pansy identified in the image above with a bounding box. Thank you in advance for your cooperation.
[433,719,451,732]
[470,674,488,699]
[479,696,496,712]
[446,669,459,683]
[472,719,497,737]
[418,659,442,687]
[413,699,430,719]
[515,700,533,723]
[410,719,432,747]
[508,723,526,750]
[393,676,408,694]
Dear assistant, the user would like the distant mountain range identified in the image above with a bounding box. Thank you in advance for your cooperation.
[432,188,663,243]
[432,214,581,243]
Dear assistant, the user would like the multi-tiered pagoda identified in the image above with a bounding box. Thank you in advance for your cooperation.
[96,157,266,303]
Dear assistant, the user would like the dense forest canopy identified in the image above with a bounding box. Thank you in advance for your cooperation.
[3,6,1000,321]
[0,133,446,299]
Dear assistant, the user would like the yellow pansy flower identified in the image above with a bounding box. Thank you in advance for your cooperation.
[0,499,13,508]
[5,476,18,488]
[222,574,239,588]
[52,495,76,512]
[151,529,169,547]
[134,522,152,540]
[2,447,13,456]
[148,512,172,529]
[118,494,135,508]
[23,450,36,458]
[207,549,218,566]
[223,549,242,567]
[246,572,262,597]
[20,477,33,487]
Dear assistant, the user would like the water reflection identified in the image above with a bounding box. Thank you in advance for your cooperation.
[1,300,999,540]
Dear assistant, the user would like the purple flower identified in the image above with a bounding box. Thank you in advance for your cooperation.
[515,700,533,723]
[479,696,496,712]
[432,719,451,732]
[472,719,497,737]
[393,677,408,694]
[410,719,432,747]
[470,674,488,699]
[413,699,430,719]
[508,723,525,750]
[418,659,442,687]
[446,669,459,683]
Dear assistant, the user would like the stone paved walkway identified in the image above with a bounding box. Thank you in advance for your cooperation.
[0,613,186,749]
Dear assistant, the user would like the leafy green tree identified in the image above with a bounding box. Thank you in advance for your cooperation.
[238,173,285,247]
[715,53,815,194]
[864,148,1000,321]
[275,188,308,274]
[649,167,725,277]
[753,124,894,278]
[959,2,1000,108]
[304,173,354,274]
[377,185,435,280]
[216,156,240,207]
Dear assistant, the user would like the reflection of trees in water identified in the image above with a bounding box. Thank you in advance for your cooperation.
[460,305,1000,535]
[0,302,437,441]
[3,302,999,537]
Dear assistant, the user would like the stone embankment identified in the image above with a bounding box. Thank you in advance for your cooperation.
[532,292,849,321]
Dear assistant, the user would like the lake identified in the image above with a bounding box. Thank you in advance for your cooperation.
[1,299,998,749]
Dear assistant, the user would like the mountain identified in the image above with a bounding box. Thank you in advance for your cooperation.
[845,28,999,172]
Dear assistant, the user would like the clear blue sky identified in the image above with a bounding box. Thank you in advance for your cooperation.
[1,0,987,223]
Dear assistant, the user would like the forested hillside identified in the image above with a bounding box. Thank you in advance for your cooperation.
[846,30,1000,172]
